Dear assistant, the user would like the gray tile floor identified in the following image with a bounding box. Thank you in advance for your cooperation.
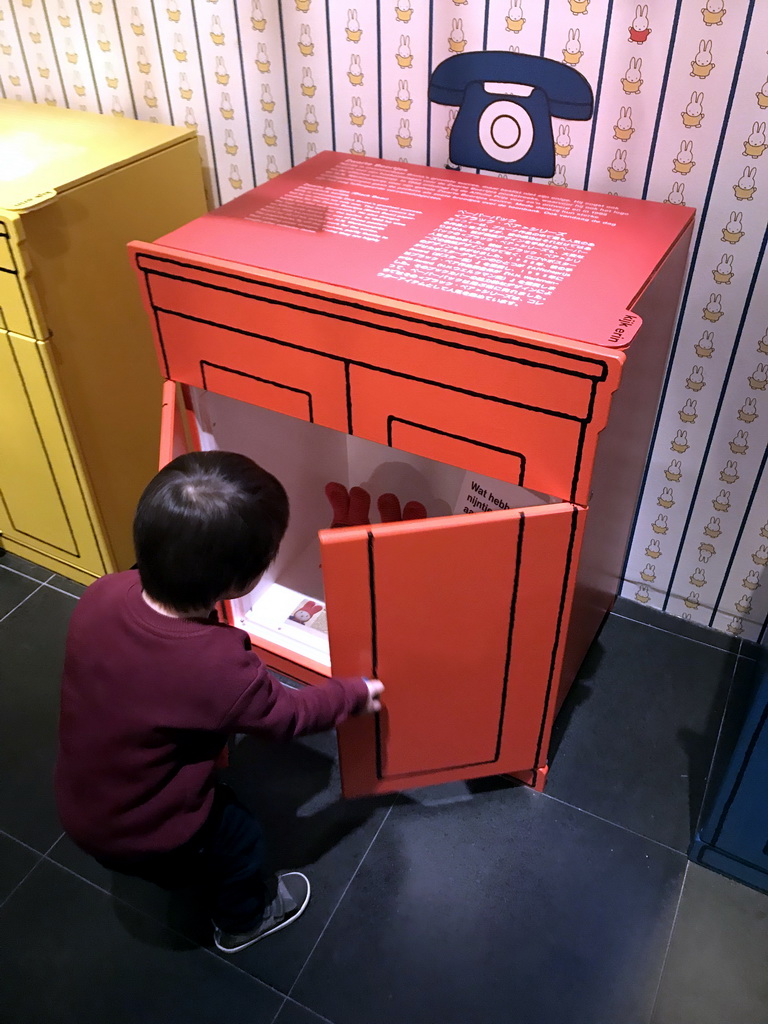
[0,549,766,1024]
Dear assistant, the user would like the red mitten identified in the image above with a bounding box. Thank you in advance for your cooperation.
[377,492,402,523]
[402,500,427,520]
[325,481,350,528]
[348,486,371,526]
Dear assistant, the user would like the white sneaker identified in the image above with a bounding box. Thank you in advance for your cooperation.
[213,872,310,954]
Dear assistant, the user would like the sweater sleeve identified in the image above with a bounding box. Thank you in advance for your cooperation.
[222,658,369,740]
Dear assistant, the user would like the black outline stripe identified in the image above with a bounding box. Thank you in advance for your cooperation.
[0,222,43,337]
[499,511,526,760]
[110,0,137,119]
[0,334,78,556]
[369,531,384,779]
[367,530,378,678]
[426,0,434,166]
[188,0,221,206]
[376,0,382,159]
[387,416,526,486]
[344,361,353,433]
[664,217,768,611]
[638,2,757,605]
[156,307,591,443]
[135,254,609,377]
[711,697,768,846]
[275,0,294,170]
[232,0,257,187]
[8,0,37,103]
[583,0,616,191]
[40,0,70,108]
[708,442,768,628]
[140,258,606,501]
[200,360,314,421]
[540,0,550,59]
[533,504,580,770]
[74,0,102,114]
[696,841,768,881]
[324,1,335,152]
[368,509,527,781]
[35,340,108,571]
[571,373,601,506]
[148,0,174,125]
[640,0,684,201]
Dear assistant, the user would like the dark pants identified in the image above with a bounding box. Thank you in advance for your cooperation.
[94,785,268,934]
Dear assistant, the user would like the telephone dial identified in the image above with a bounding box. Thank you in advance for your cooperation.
[429,51,594,178]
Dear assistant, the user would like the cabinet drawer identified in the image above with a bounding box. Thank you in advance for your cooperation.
[136,251,622,503]
[349,366,590,501]
[154,311,349,433]
[0,218,48,339]
[0,332,106,577]
[138,252,609,410]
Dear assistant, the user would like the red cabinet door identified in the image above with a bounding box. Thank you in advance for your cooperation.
[320,502,584,798]
[158,380,200,467]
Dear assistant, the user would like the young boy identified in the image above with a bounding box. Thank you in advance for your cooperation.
[55,451,382,954]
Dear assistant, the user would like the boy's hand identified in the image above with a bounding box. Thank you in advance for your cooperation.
[362,678,384,714]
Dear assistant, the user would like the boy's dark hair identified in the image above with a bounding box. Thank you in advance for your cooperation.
[133,451,289,613]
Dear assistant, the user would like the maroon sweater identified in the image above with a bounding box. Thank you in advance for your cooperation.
[55,570,368,857]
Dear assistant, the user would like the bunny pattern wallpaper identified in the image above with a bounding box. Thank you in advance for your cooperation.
[0,0,766,641]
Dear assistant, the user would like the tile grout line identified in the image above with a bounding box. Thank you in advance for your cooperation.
[267,996,289,1024]
[0,579,49,623]
[647,859,691,1022]
[691,652,741,836]
[0,862,45,914]
[544,649,745,859]
[39,844,294,1002]
[42,581,83,599]
[42,833,66,857]
[39,851,123,900]
[193,945,293,1003]
[611,610,742,654]
[0,833,63,913]
[285,796,400,1001]
[0,562,84,599]
[0,828,54,856]
[538,788,690,858]
[0,563,54,584]
[275,995,338,1024]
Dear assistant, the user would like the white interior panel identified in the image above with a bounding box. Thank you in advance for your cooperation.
[189,388,550,668]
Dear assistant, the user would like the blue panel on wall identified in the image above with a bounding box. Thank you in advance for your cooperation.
[690,649,768,894]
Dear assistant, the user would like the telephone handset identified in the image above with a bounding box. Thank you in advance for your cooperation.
[429,51,594,178]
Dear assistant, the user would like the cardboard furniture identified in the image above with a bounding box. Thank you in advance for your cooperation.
[130,153,693,798]
[0,102,207,583]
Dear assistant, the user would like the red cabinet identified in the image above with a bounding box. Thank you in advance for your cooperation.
[133,153,693,798]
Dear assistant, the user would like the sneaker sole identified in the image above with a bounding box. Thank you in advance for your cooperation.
[213,873,311,954]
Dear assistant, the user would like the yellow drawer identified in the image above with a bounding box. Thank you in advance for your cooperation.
[0,331,107,580]
[0,215,48,339]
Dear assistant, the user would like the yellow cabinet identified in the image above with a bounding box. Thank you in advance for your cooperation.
[0,332,105,575]
[0,102,208,584]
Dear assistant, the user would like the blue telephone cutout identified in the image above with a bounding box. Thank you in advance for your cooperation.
[429,51,594,178]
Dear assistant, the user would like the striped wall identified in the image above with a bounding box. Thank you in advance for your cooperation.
[0,0,765,641]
